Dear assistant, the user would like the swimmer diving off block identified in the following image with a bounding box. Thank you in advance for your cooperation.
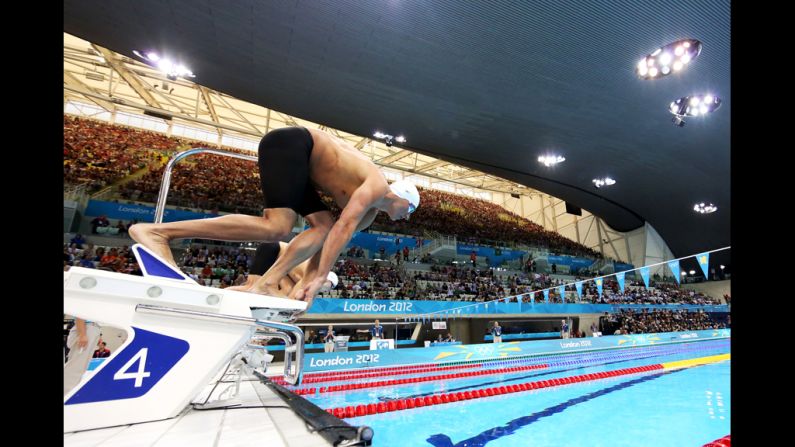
[131,126,420,310]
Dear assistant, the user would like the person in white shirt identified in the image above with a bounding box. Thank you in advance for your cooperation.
[491,321,503,343]
[324,325,336,353]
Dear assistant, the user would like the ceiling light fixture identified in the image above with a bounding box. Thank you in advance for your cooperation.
[537,155,565,167]
[693,202,718,214]
[636,39,702,80]
[671,94,722,127]
[133,49,195,80]
[592,177,616,188]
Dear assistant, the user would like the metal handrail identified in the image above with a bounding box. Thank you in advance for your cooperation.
[154,148,257,224]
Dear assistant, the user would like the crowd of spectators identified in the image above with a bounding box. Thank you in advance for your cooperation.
[579,279,722,305]
[64,233,725,310]
[63,241,142,276]
[327,259,417,299]
[120,153,264,215]
[66,116,603,257]
[64,116,179,192]
[321,260,723,306]
[321,189,601,259]
[64,238,255,288]
[179,245,252,287]
[604,308,728,334]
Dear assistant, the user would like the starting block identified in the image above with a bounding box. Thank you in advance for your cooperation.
[64,244,306,432]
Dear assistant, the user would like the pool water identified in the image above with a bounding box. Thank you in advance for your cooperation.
[301,339,730,446]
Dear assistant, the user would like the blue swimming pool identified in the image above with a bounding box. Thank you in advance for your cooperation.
[302,338,730,446]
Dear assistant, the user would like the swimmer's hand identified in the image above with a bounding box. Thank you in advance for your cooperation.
[294,275,326,313]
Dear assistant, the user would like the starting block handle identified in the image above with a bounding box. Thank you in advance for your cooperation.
[255,320,304,385]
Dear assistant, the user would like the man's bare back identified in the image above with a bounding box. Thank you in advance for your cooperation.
[306,128,389,209]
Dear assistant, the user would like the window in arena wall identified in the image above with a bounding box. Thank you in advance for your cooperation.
[64,101,112,121]
[221,134,258,152]
[433,182,455,193]
[383,170,403,182]
[474,191,492,201]
[115,111,169,133]
[406,175,430,188]
[457,187,474,198]
[172,123,220,144]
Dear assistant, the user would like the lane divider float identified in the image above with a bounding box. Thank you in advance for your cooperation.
[323,353,730,418]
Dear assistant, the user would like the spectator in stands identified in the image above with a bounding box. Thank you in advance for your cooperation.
[67,244,82,261]
[99,247,121,270]
[63,246,74,267]
[70,233,86,249]
[82,243,95,259]
[93,342,111,358]
[90,215,110,234]
[78,253,95,268]
[91,247,105,262]
[305,330,318,344]
[470,251,477,267]
[123,261,143,276]
[403,246,409,261]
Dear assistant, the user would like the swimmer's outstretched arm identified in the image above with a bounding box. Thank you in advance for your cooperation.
[249,211,333,297]
[296,179,384,305]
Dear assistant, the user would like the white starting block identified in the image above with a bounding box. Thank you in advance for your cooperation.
[64,244,307,433]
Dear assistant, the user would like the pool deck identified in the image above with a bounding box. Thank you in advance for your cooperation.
[64,364,328,447]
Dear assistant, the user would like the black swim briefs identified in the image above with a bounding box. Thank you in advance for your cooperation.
[257,126,329,217]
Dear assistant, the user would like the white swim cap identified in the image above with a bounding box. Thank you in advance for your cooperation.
[326,271,339,288]
[389,180,420,213]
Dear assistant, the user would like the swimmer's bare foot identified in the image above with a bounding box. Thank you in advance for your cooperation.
[248,281,288,298]
[226,274,261,292]
[128,224,177,266]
